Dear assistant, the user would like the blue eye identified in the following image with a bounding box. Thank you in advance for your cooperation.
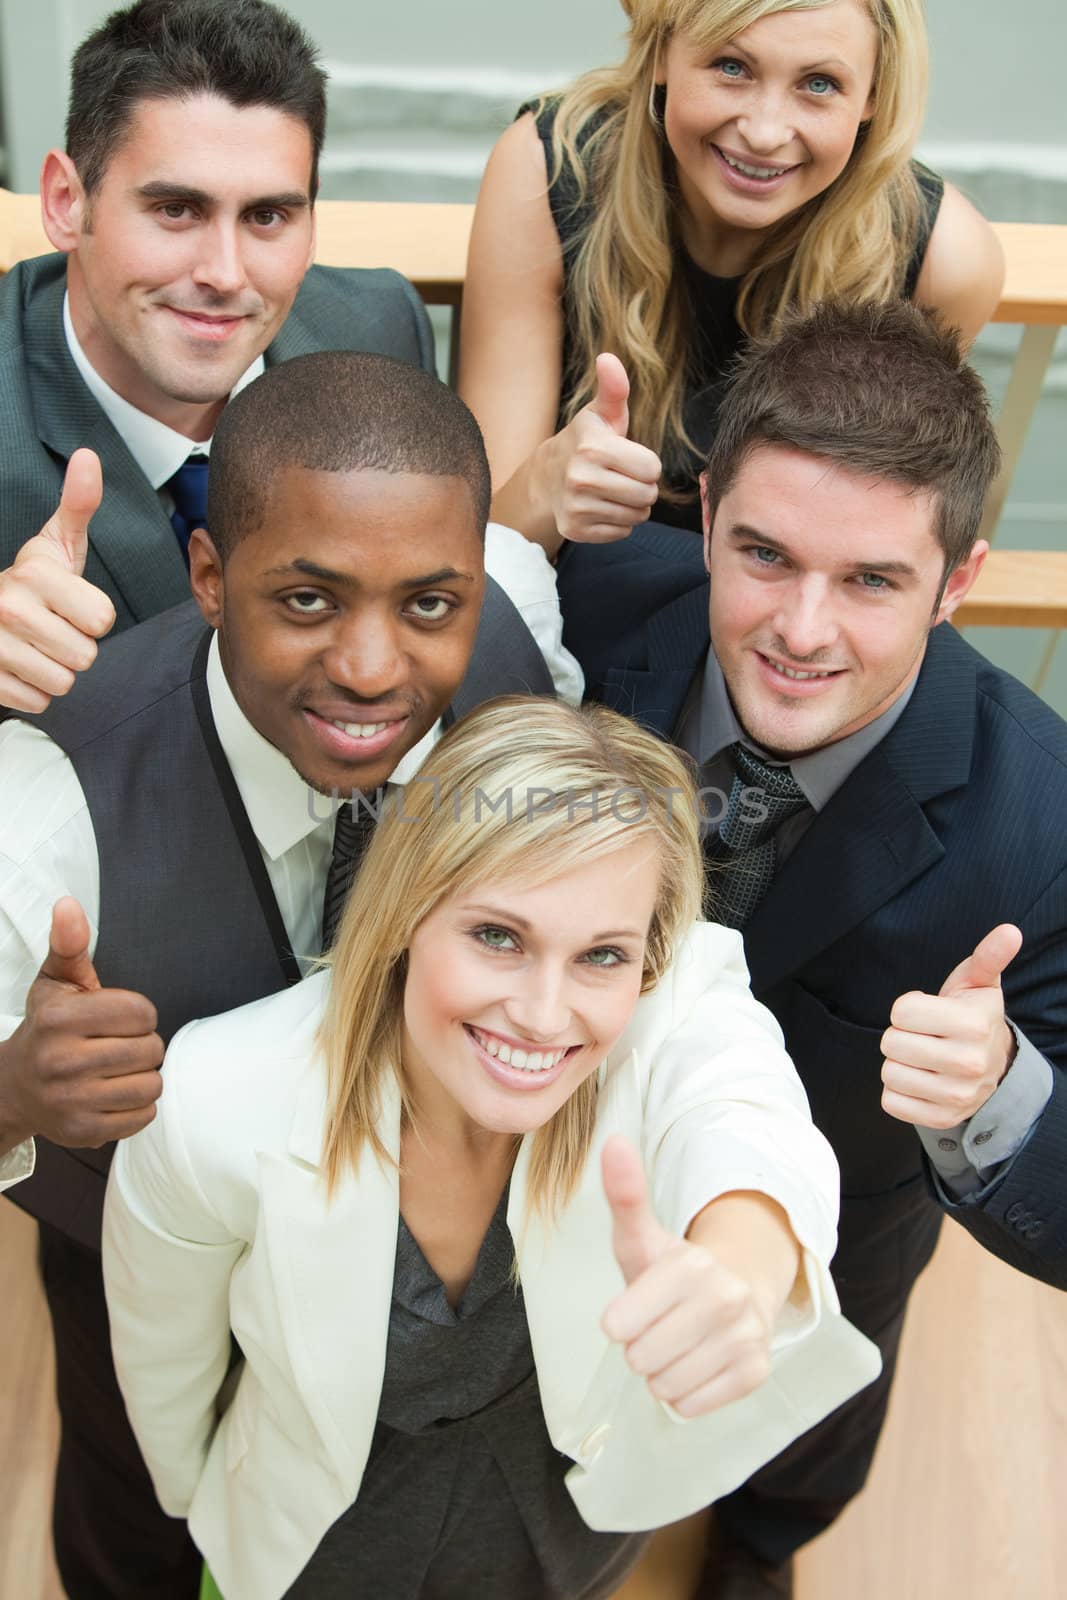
[805,75,839,95]
[858,572,892,591]
[714,57,747,79]
[753,546,779,565]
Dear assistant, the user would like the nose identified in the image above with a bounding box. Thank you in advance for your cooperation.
[772,575,838,661]
[736,86,794,156]
[503,961,574,1044]
[323,610,408,702]
[191,218,248,298]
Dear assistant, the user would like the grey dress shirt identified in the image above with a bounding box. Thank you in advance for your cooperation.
[677,650,1054,1199]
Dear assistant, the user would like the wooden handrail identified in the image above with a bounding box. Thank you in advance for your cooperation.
[2,188,1064,646]
[956,550,1067,630]
[3,190,1066,324]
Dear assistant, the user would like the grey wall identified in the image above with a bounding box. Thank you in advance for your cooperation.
[1,0,1064,707]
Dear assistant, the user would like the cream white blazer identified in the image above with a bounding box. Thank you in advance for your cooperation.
[103,923,880,1600]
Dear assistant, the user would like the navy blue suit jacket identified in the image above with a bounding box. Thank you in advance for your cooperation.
[559,525,1067,1306]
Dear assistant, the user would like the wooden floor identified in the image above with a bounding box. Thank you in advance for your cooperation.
[1,1199,1064,1600]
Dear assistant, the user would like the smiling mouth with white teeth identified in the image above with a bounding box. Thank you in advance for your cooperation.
[717,149,793,180]
[327,718,396,739]
[765,659,840,681]
[468,1025,576,1073]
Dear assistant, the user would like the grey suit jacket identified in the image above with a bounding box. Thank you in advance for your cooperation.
[0,253,435,628]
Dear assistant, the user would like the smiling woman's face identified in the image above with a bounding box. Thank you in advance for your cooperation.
[400,839,661,1138]
[658,1,878,267]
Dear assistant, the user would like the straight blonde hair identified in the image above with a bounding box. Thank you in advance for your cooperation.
[319,697,703,1214]
[544,0,928,492]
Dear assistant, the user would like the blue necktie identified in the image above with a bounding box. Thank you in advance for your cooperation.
[167,454,210,564]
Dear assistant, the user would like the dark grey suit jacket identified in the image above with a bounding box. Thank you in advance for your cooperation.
[0,253,435,628]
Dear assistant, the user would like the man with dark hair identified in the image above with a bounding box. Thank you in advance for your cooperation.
[0,0,434,712]
[0,353,580,1598]
[556,301,1067,1597]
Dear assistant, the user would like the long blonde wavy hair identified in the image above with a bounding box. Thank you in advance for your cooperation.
[545,0,928,490]
[319,697,703,1213]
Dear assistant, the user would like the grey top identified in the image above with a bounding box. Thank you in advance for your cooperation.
[678,648,1053,1197]
[283,1185,643,1599]
[378,1186,534,1434]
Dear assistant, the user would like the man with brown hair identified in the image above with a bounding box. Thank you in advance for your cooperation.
[0,0,434,711]
[557,301,1067,1597]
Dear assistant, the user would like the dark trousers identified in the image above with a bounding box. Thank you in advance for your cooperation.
[38,1222,202,1600]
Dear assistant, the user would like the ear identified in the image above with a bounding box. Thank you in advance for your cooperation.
[699,472,713,573]
[304,204,318,275]
[933,540,987,627]
[188,528,225,630]
[40,149,88,254]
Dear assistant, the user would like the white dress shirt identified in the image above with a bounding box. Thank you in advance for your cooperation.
[63,294,263,499]
[0,534,581,1180]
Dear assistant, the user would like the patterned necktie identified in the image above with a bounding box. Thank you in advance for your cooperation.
[166,453,210,565]
[704,743,810,929]
[321,803,376,951]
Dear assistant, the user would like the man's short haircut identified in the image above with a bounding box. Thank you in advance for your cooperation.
[208,352,492,561]
[703,302,1002,575]
[67,0,326,195]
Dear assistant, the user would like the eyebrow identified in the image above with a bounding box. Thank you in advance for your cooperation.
[462,904,645,941]
[262,558,476,587]
[722,41,854,75]
[728,524,920,579]
[135,181,310,210]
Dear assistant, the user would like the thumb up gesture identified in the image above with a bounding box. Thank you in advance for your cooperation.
[0,898,163,1153]
[599,1136,774,1419]
[0,449,116,713]
[542,354,662,546]
[880,924,1023,1129]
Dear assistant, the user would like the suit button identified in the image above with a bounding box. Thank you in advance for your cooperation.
[937,1137,959,1152]
[1006,1202,1026,1224]
[1025,1220,1045,1240]
[973,1130,994,1146]
[580,1424,612,1461]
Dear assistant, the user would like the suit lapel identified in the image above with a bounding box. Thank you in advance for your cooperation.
[259,1069,401,1489]
[601,586,709,737]
[24,268,192,622]
[744,627,978,993]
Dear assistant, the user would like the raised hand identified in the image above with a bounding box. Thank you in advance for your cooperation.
[880,923,1023,1129]
[600,1135,774,1418]
[0,898,164,1152]
[0,449,116,713]
[540,354,662,544]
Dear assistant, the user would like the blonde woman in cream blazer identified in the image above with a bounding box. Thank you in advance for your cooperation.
[102,700,880,1600]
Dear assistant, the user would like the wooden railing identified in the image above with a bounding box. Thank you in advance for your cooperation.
[2,190,1065,684]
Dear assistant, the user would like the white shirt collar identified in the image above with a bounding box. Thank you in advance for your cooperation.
[205,634,445,861]
[62,292,264,489]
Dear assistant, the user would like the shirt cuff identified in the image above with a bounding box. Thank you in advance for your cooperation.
[0,1138,35,1192]
[918,1022,1054,1199]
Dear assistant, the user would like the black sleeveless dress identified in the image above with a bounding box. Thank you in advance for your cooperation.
[521,97,944,534]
